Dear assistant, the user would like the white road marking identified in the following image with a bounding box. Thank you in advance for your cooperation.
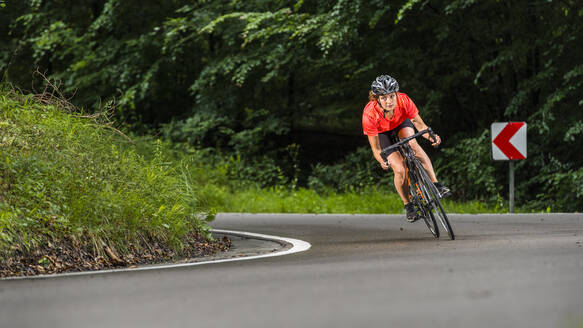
[2,229,311,280]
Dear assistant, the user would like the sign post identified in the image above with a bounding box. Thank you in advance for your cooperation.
[509,161,514,212]
[491,122,527,213]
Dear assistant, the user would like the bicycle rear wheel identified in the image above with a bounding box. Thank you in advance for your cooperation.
[414,159,455,240]
[409,170,439,238]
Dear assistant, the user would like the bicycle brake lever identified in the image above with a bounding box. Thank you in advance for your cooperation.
[427,128,438,145]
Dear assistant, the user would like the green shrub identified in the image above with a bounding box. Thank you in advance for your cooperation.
[308,147,392,192]
[0,89,214,259]
[436,130,502,202]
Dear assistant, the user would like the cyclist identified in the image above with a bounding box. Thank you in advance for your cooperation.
[362,75,450,222]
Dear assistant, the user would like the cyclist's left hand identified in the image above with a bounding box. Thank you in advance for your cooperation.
[381,160,390,170]
[430,134,441,147]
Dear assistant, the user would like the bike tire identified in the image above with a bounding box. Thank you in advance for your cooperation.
[408,169,439,238]
[414,159,455,240]
[431,197,454,240]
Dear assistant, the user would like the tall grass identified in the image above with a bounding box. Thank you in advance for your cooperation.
[0,88,213,259]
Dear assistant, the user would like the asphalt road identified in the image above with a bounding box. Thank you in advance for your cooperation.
[1,213,583,328]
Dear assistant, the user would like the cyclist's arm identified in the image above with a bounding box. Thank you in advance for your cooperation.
[411,114,441,146]
[367,135,390,169]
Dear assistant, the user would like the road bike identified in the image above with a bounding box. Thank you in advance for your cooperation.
[381,128,455,240]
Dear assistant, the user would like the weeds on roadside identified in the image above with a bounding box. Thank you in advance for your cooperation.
[0,83,214,262]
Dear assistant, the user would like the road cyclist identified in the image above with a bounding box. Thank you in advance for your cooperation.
[362,75,450,223]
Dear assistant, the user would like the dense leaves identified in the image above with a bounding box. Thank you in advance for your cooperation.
[1,0,582,211]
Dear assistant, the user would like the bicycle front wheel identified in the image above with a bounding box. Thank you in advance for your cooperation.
[414,159,455,240]
[409,169,439,238]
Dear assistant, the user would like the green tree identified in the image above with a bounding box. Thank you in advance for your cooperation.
[1,0,582,210]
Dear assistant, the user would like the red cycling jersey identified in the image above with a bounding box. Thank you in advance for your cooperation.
[362,92,419,136]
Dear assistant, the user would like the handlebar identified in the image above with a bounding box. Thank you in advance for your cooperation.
[380,128,437,160]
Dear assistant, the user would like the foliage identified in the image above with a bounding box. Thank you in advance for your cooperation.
[0,0,582,211]
[436,130,501,202]
[308,147,391,193]
[0,87,213,259]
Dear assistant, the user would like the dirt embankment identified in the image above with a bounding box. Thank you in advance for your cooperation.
[1,233,231,278]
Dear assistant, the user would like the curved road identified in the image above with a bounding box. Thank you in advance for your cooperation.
[1,213,583,328]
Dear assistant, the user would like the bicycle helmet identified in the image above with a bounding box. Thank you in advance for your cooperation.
[371,75,399,95]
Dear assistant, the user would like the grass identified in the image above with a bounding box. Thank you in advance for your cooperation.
[0,87,214,261]
[206,185,511,214]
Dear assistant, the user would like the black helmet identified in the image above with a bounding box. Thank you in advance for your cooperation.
[371,75,399,95]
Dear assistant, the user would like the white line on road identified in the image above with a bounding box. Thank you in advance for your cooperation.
[3,229,311,280]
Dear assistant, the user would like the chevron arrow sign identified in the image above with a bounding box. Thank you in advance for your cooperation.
[491,122,527,160]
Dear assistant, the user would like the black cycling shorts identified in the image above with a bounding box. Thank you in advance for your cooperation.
[378,118,415,158]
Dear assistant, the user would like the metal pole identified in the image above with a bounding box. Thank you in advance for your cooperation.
[509,161,514,213]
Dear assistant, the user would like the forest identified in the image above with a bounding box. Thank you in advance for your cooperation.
[1,0,582,212]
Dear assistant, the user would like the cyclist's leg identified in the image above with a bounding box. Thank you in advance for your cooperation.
[378,131,410,204]
[387,151,418,221]
[397,126,438,182]
[386,151,409,204]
